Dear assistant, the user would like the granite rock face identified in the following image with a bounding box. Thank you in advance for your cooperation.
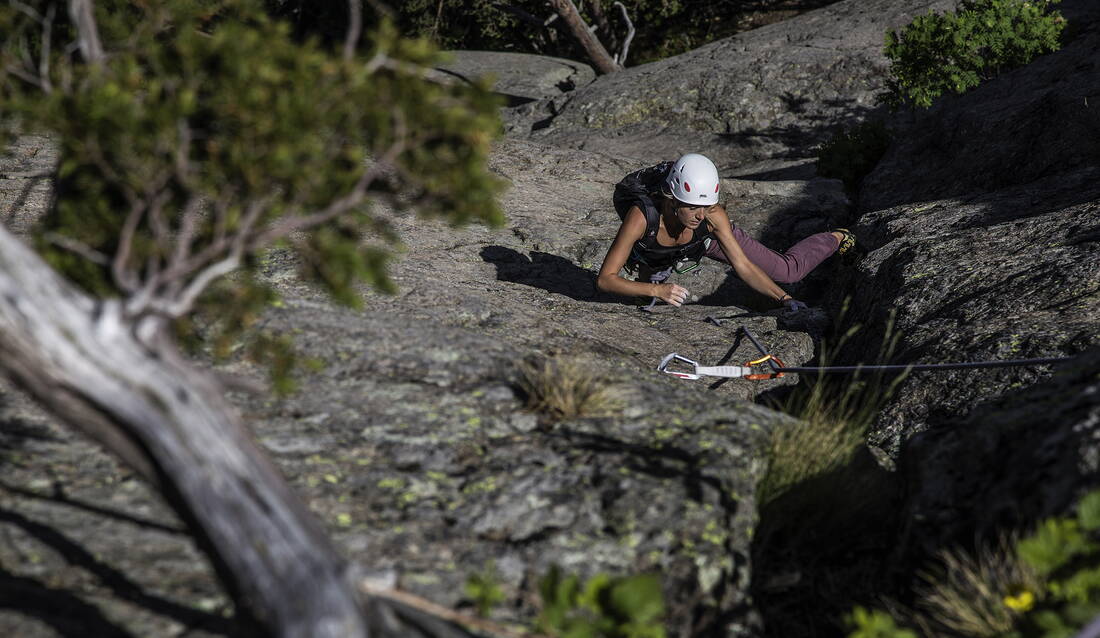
[7,0,1099,635]
[0,133,826,636]
[897,348,1100,561]
[502,0,957,166]
[827,0,1100,576]
[837,2,1100,454]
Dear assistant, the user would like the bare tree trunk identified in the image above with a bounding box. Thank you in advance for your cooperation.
[0,225,473,638]
[547,0,621,74]
[587,0,618,53]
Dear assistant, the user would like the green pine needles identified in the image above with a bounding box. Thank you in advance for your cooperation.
[882,0,1066,109]
[0,0,505,392]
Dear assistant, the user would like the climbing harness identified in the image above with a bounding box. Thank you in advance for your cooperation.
[658,326,1077,381]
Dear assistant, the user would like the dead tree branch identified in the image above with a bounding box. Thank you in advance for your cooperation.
[547,0,621,74]
[344,0,362,61]
[612,2,634,66]
[0,224,483,638]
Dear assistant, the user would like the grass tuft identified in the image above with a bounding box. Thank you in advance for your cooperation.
[517,355,625,420]
[911,537,1041,637]
[757,316,906,507]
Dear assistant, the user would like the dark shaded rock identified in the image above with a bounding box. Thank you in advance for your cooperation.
[835,2,1100,454]
[842,168,1100,453]
[503,0,957,165]
[431,51,595,105]
[860,2,1100,213]
[897,347,1100,560]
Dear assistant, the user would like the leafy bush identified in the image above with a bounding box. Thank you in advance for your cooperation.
[882,0,1066,109]
[816,120,893,192]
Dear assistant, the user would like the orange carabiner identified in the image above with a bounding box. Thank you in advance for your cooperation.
[743,354,786,380]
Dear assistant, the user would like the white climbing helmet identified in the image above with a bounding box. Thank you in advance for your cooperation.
[665,153,720,206]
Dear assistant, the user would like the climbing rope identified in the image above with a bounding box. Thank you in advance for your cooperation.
[657,326,1077,381]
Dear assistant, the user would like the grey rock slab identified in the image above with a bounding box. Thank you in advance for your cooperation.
[836,3,1100,454]
[503,0,958,166]
[0,127,834,636]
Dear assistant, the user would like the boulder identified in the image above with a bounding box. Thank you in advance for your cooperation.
[502,0,958,166]
[897,347,1100,561]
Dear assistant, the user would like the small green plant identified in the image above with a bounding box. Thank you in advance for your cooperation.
[882,0,1066,109]
[464,562,506,618]
[536,566,666,638]
[816,120,893,192]
[518,355,625,420]
[1007,490,1100,638]
[847,607,918,638]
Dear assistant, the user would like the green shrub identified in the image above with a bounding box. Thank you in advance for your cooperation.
[847,607,918,638]
[882,0,1066,109]
[816,120,893,192]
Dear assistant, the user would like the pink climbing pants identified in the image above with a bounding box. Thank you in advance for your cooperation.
[705,228,840,283]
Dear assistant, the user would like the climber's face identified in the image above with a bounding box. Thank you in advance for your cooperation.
[674,201,709,229]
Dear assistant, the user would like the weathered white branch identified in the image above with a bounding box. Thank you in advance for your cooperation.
[112,201,145,294]
[343,0,362,61]
[39,3,54,92]
[612,2,634,66]
[0,225,480,637]
[547,0,621,74]
[68,0,104,64]
[43,231,109,265]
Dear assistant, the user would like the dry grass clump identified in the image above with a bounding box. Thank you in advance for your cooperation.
[910,537,1041,637]
[517,355,626,420]
[759,316,906,506]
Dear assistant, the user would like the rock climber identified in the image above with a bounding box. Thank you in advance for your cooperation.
[595,153,855,310]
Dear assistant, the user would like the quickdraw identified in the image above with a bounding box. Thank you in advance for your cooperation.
[658,326,1076,381]
[656,352,787,380]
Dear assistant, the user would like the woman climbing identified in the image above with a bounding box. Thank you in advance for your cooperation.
[595,153,855,309]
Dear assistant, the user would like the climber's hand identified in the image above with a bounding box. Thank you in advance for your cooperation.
[655,283,689,307]
[784,298,808,313]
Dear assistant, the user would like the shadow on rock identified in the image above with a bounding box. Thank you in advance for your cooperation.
[0,508,235,636]
[0,567,137,638]
[480,245,622,303]
[751,445,902,638]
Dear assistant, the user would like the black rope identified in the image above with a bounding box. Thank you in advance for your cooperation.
[738,327,1073,375]
[780,357,1072,374]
